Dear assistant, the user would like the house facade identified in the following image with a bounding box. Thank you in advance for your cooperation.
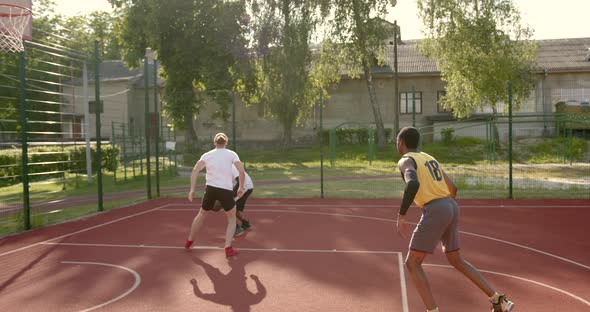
[62,31,590,148]
[193,31,590,146]
[62,60,164,141]
[320,34,590,143]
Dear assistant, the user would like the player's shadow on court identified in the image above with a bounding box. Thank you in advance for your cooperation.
[190,257,266,312]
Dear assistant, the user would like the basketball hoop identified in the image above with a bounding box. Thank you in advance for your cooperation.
[0,3,31,53]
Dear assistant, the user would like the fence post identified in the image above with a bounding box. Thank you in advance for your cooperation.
[368,128,375,165]
[508,82,513,199]
[83,61,92,183]
[122,123,127,181]
[568,127,573,165]
[139,138,143,176]
[18,50,31,230]
[112,121,117,184]
[160,116,165,171]
[173,128,178,172]
[232,90,236,151]
[154,60,160,197]
[94,41,104,211]
[329,128,336,167]
[144,56,152,199]
[319,89,324,199]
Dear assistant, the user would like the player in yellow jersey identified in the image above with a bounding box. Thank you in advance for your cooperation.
[395,127,514,312]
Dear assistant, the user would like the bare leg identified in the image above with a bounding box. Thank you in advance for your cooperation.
[188,208,208,241]
[446,250,495,296]
[224,207,237,247]
[405,250,437,310]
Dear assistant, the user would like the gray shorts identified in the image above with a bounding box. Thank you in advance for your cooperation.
[409,197,460,254]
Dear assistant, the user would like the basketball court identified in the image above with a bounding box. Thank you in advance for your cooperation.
[1,198,589,311]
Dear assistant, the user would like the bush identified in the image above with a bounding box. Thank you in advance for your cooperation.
[0,144,119,187]
[441,128,454,145]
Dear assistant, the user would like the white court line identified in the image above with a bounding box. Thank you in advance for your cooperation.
[161,208,590,271]
[42,242,399,255]
[61,261,141,312]
[52,243,407,311]
[0,204,171,258]
[398,253,409,312]
[424,264,590,307]
[162,203,590,208]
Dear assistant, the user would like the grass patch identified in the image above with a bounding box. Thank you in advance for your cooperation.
[1,138,588,237]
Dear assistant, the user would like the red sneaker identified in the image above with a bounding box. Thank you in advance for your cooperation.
[185,240,193,249]
[225,246,239,257]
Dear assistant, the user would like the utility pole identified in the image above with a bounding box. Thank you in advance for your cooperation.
[393,20,400,136]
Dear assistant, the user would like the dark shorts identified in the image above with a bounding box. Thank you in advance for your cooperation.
[409,197,460,254]
[235,189,253,212]
[201,185,236,212]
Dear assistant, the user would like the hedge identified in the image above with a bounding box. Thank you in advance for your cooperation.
[0,144,119,187]
[319,128,393,145]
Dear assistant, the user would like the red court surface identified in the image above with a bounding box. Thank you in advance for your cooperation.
[1,198,589,311]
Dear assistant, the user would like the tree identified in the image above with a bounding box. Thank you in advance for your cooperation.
[110,0,251,153]
[322,0,397,147]
[249,0,325,149]
[417,0,537,119]
[58,10,123,61]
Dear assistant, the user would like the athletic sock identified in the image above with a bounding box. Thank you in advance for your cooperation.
[489,292,500,303]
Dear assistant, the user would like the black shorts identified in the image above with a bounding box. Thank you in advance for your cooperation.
[236,188,253,212]
[202,185,236,212]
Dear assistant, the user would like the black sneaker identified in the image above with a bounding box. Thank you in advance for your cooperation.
[242,219,251,230]
[491,295,514,312]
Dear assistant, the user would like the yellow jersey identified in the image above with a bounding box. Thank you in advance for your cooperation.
[403,152,450,207]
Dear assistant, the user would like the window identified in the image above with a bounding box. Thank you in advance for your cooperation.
[89,100,104,114]
[400,92,422,114]
[437,91,452,113]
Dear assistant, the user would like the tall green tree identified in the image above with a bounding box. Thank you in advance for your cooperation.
[249,0,326,149]
[417,0,537,118]
[58,10,123,62]
[322,0,397,147]
[110,0,250,153]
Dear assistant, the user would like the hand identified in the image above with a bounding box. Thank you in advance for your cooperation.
[396,214,409,239]
[188,190,195,202]
[237,188,244,198]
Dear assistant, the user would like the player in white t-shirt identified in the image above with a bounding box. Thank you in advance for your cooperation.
[186,133,246,258]
[232,164,254,236]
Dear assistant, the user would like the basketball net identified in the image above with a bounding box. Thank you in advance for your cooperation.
[0,4,31,53]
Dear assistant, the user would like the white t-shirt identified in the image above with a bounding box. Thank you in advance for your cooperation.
[199,148,240,191]
[232,165,254,190]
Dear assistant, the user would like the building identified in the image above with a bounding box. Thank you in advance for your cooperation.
[62,30,590,147]
[62,59,165,141]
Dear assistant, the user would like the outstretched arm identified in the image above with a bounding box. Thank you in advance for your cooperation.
[188,160,206,202]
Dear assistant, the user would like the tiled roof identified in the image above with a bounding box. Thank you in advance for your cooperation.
[66,60,163,86]
[97,60,142,80]
[535,38,590,72]
[379,37,590,75]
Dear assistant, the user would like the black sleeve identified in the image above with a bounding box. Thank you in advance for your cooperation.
[399,170,420,215]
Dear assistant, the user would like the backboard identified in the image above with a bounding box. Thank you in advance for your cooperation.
[0,0,32,40]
